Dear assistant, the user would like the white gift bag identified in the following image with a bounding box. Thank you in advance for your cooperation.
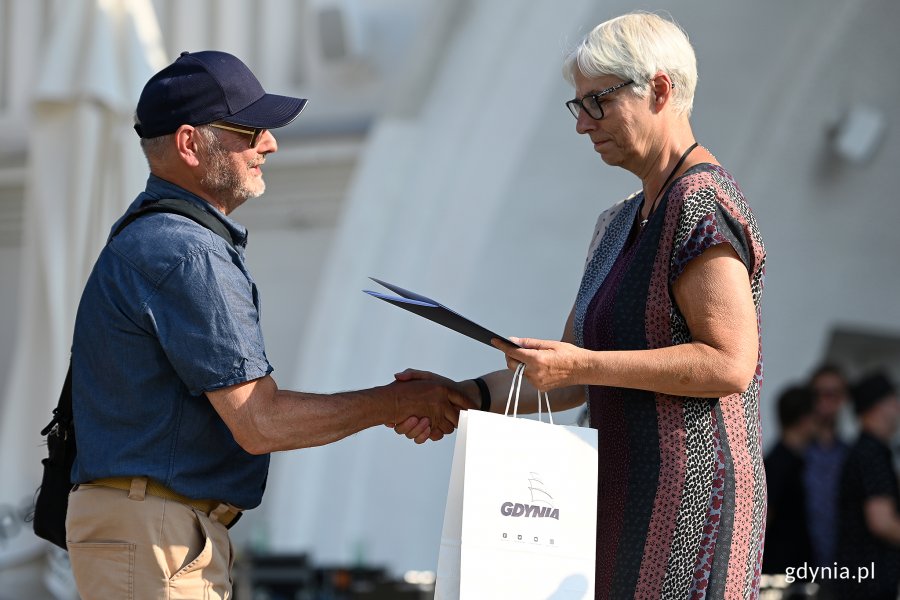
[435,365,598,599]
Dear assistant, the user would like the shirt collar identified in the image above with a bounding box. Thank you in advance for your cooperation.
[134,174,250,248]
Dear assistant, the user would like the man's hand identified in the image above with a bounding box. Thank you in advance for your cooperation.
[387,370,478,444]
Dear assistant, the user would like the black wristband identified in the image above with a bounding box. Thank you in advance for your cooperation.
[473,377,491,412]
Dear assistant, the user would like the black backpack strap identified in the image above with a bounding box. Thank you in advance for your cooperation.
[35,199,239,551]
[41,359,73,437]
[58,199,234,436]
[111,198,237,249]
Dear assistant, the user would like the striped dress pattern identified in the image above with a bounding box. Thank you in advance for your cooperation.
[574,164,767,599]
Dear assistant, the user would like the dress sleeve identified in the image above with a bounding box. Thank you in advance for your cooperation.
[669,173,762,285]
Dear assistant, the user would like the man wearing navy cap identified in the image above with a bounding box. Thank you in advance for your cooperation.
[65,51,470,599]
[836,371,900,599]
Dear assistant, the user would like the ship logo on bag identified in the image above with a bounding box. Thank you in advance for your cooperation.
[499,472,559,520]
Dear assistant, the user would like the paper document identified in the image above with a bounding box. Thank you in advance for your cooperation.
[364,278,519,349]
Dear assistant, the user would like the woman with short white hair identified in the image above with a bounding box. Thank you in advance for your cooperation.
[398,11,767,598]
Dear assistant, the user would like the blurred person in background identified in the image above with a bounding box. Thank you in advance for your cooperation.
[394,11,767,598]
[762,385,817,575]
[836,371,900,600]
[804,363,851,567]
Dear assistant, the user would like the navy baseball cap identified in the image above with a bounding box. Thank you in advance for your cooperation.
[134,50,308,139]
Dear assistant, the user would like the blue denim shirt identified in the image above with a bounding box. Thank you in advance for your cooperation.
[71,175,273,509]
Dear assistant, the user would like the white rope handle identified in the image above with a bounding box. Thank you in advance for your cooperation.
[504,363,526,417]
[540,390,554,425]
[503,363,554,423]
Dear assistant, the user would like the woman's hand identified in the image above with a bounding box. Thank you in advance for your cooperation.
[491,337,586,391]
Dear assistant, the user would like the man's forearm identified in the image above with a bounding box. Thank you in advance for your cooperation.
[208,376,405,454]
[261,386,400,452]
[209,374,465,454]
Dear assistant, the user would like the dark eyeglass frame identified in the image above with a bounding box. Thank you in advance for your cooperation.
[565,80,635,120]
[208,122,265,148]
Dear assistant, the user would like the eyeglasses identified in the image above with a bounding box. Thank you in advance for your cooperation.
[565,80,634,120]
[208,122,265,148]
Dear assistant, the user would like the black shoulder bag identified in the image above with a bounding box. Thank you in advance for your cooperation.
[33,198,236,550]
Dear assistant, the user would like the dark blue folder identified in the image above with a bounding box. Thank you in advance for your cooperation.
[364,278,519,349]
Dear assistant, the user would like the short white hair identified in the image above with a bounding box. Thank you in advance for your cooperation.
[138,124,221,170]
[563,12,698,116]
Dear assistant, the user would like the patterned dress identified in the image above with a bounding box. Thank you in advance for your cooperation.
[574,164,766,600]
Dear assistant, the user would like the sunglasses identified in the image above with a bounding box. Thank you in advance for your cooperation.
[208,122,265,148]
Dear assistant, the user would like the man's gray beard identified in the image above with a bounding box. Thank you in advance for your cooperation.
[200,138,264,206]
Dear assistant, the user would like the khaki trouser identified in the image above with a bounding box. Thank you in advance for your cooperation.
[66,479,235,600]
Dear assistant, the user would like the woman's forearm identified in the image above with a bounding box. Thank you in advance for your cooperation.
[477,369,586,414]
[573,342,756,398]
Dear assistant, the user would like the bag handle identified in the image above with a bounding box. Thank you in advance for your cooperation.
[503,363,553,424]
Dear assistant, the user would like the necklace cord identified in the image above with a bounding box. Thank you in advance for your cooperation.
[640,141,699,227]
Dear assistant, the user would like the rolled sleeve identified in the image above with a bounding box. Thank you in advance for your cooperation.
[146,245,272,395]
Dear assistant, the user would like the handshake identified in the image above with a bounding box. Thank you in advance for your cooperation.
[379,336,576,444]
[383,369,480,444]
